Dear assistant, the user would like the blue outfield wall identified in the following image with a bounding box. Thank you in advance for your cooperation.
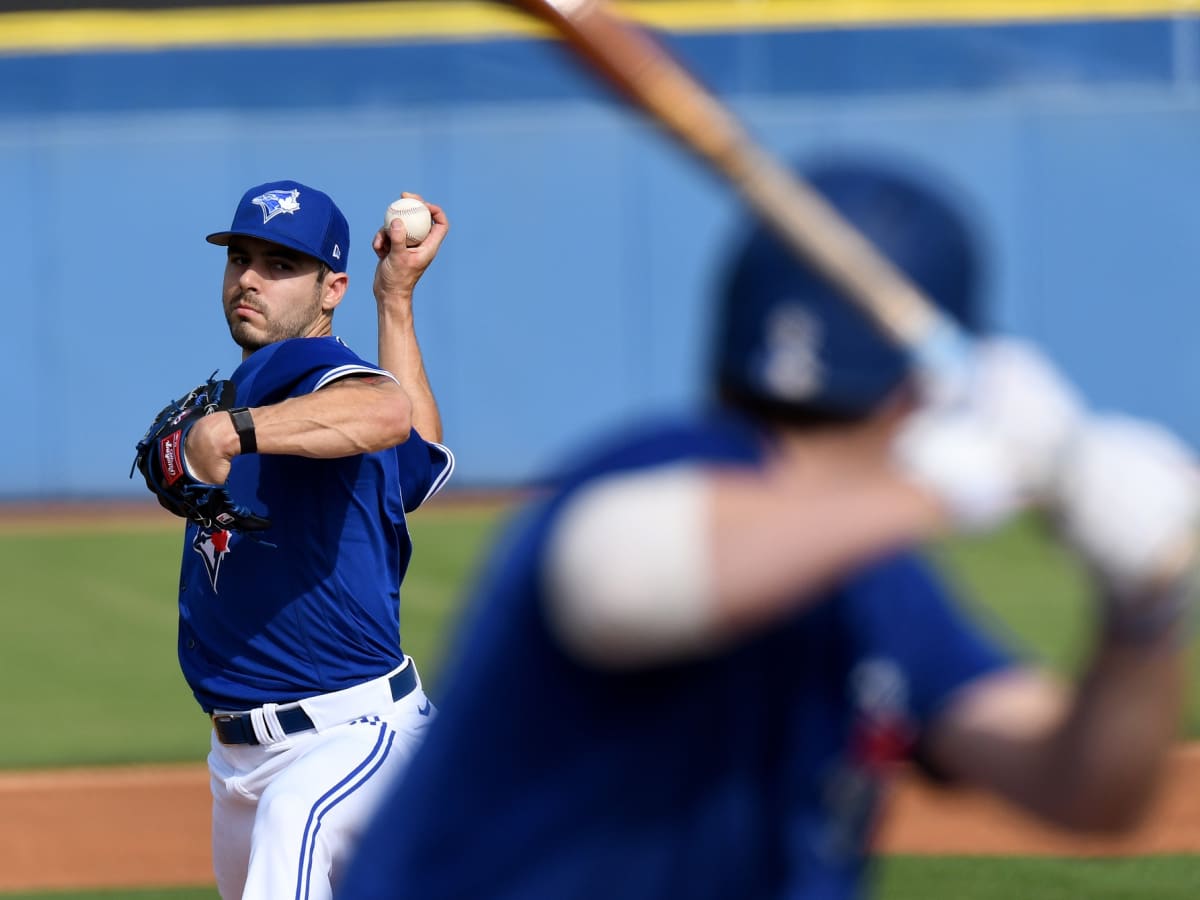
[1,7,1198,496]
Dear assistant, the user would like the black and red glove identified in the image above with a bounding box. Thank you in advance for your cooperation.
[131,375,270,532]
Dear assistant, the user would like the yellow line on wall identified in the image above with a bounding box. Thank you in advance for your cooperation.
[0,0,1195,55]
[636,0,1198,31]
[0,4,546,54]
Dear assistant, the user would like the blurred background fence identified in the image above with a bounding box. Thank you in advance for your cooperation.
[2,1,1198,497]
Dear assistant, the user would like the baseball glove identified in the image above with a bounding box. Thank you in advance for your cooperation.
[131,375,271,532]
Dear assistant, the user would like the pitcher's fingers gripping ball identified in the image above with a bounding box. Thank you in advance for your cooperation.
[384,197,433,246]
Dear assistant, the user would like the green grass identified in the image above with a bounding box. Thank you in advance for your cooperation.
[930,515,1093,669]
[876,855,1200,899]
[393,501,511,685]
[0,528,209,767]
[0,503,507,769]
[1,504,1198,770]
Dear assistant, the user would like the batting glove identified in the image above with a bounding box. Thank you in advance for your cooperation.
[893,336,1085,530]
[1053,415,1200,637]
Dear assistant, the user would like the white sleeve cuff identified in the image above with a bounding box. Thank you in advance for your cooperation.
[543,464,718,667]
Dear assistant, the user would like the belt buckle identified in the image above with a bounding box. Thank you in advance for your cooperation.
[212,712,246,745]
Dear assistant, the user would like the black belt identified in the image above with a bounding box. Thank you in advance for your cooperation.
[212,665,418,746]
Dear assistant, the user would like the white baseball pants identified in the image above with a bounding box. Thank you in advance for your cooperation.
[207,660,434,900]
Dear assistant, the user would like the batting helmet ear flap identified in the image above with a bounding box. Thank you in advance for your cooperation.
[711,156,983,421]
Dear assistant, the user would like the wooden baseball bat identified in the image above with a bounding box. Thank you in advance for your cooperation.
[510,0,966,370]
[512,0,1200,588]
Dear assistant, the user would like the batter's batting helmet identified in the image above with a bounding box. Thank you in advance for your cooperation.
[713,157,983,421]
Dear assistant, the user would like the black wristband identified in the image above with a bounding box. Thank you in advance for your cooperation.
[229,407,257,455]
[1102,577,1195,646]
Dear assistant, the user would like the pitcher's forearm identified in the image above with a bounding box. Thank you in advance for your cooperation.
[378,299,443,443]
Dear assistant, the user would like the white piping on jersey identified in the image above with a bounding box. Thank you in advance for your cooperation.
[310,359,454,509]
[418,443,456,507]
[313,364,396,391]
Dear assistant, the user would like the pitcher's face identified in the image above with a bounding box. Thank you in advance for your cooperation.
[222,236,335,353]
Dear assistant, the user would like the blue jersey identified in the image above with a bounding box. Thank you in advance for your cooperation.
[339,413,1011,900]
[177,337,454,712]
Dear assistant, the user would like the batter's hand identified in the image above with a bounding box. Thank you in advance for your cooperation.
[893,337,1085,530]
[1054,415,1200,597]
[372,192,450,301]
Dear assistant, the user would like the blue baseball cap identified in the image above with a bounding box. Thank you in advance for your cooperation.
[713,158,982,419]
[206,180,350,273]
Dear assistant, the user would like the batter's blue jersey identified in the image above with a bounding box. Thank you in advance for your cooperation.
[177,337,454,712]
[338,413,1013,900]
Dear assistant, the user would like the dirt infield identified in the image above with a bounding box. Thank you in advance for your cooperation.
[2,748,1199,893]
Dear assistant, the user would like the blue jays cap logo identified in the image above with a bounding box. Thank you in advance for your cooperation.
[207,180,351,273]
[252,189,302,224]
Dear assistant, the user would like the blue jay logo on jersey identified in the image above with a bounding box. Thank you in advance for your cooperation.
[251,189,302,224]
[846,659,915,768]
[193,529,233,591]
[818,658,915,863]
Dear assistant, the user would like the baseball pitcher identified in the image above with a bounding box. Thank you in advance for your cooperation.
[133,180,453,900]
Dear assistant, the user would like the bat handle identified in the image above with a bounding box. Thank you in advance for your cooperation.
[908,312,976,404]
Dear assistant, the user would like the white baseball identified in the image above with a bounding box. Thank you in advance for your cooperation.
[384,197,432,246]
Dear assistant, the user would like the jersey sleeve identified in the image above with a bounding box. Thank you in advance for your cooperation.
[395,428,455,513]
[845,554,1016,729]
[233,337,392,404]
